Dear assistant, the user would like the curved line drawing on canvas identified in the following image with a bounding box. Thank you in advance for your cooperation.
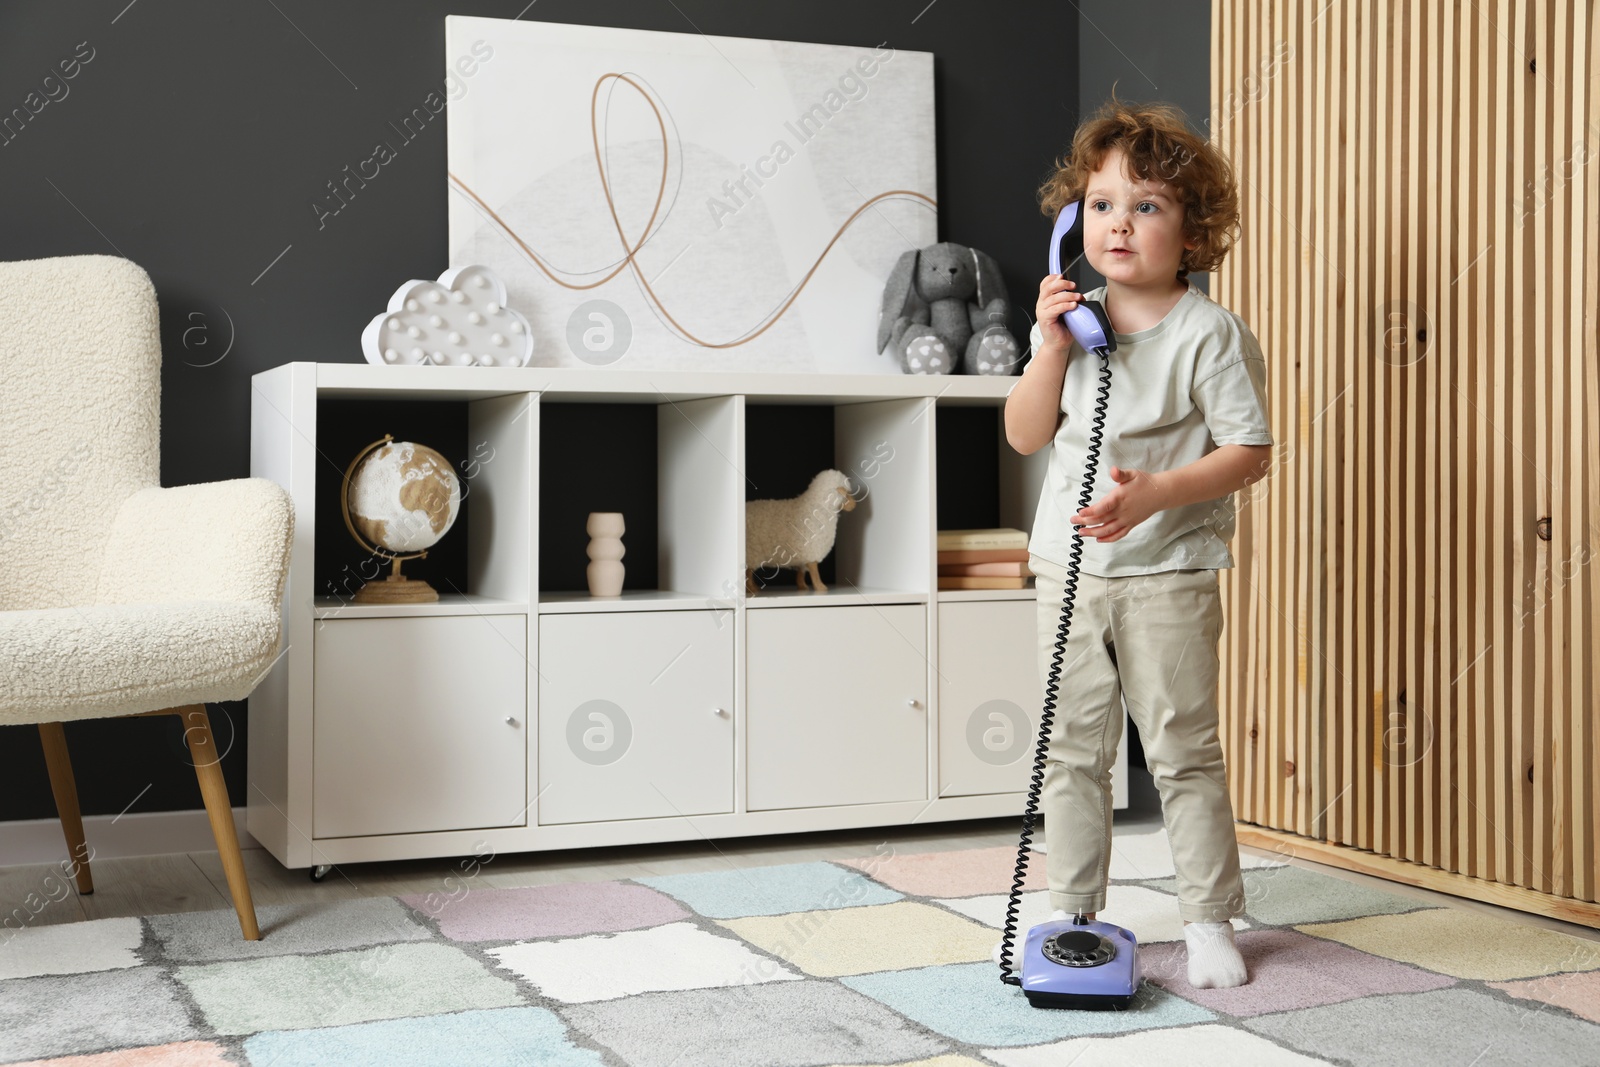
[447,72,937,351]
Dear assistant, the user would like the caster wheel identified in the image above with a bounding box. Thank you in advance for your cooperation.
[309,864,333,883]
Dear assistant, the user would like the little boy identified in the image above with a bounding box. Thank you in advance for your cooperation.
[1002,99,1273,989]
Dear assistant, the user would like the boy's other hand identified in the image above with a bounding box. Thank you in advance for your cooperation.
[1070,466,1167,543]
[1035,274,1082,353]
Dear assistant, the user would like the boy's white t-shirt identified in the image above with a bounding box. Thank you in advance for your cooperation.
[1014,283,1274,578]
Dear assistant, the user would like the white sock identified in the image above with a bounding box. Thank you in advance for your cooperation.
[1184,921,1247,988]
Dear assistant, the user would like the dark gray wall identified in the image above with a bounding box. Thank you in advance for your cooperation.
[1075,0,1214,295]
[0,0,1206,825]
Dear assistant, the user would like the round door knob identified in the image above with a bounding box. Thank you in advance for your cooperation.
[906,697,920,708]
[505,716,519,726]
[711,707,726,716]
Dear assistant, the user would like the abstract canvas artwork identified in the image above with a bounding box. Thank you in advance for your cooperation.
[444,16,937,374]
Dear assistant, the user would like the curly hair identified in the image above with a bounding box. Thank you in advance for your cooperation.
[1038,97,1239,280]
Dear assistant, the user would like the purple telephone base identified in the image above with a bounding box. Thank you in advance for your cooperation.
[1020,915,1143,1010]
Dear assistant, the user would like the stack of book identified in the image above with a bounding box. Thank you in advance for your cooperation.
[937,528,1032,590]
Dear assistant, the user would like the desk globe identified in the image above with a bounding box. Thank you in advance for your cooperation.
[341,435,461,603]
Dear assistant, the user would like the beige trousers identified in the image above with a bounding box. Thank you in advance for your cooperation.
[1034,565,1245,923]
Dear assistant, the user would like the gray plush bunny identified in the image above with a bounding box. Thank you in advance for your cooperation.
[876,242,1022,375]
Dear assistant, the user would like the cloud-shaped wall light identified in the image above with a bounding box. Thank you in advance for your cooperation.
[361,265,535,368]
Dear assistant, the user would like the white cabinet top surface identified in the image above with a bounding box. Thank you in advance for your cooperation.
[261,361,1020,403]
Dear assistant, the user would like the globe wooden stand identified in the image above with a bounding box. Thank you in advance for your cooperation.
[353,553,439,604]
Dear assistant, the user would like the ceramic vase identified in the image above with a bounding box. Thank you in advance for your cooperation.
[586,512,625,596]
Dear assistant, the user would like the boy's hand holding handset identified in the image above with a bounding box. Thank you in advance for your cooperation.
[1033,274,1082,359]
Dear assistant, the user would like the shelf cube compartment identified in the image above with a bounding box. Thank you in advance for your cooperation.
[933,399,1047,601]
[313,393,532,615]
[742,397,932,598]
[537,396,740,605]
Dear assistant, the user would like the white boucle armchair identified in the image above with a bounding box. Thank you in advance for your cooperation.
[0,254,294,940]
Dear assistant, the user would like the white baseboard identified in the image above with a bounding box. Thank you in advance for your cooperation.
[0,808,259,867]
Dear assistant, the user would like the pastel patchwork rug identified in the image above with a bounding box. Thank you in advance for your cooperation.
[3,830,1599,1066]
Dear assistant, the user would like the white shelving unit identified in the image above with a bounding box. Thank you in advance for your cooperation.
[248,363,1127,870]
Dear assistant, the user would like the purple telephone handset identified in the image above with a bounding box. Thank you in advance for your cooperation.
[1048,201,1117,354]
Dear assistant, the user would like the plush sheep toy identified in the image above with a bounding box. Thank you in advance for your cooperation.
[745,469,858,595]
[877,242,1022,375]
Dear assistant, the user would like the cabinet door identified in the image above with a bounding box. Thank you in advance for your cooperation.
[312,615,528,839]
[938,600,1127,808]
[538,610,733,824]
[937,600,1040,797]
[747,604,927,810]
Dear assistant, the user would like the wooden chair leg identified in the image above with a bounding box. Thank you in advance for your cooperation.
[175,704,261,940]
[36,722,94,895]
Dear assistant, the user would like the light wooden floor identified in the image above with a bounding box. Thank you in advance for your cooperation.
[4,775,1597,945]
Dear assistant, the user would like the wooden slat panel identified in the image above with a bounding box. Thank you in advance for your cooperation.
[1273,0,1291,832]
[1558,0,1580,903]
[1432,0,1453,877]
[1472,0,1495,884]
[1213,0,1235,828]
[1315,0,1338,844]
[1308,0,1334,841]
[1219,0,1235,775]
[1341,0,1362,851]
[1228,0,1253,830]
[1337,0,1363,851]
[1408,0,1433,870]
[1465,1,1485,883]
[1253,0,1275,832]
[1378,0,1397,861]
[1377,0,1395,861]
[1212,0,1226,822]
[1263,0,1278,832]
[1251,0,1271,830]
[1276,0,1292,833]
[1214,0,1598,918]
[1354,0,1375,855]
[1273,0,1289,832]
[1459,0,1482,882]
[1418,0,1440,872]
[1509,0,1533,895]
[1273,0,1299,838]
[1581,0,1599,904]
[1496,0,1516,888]
[1304,0,1322,839]
[1565,0,1587,900]
[1493,0,1515,887]
[1213,0,1242,826]
[1530,0,1553,898]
